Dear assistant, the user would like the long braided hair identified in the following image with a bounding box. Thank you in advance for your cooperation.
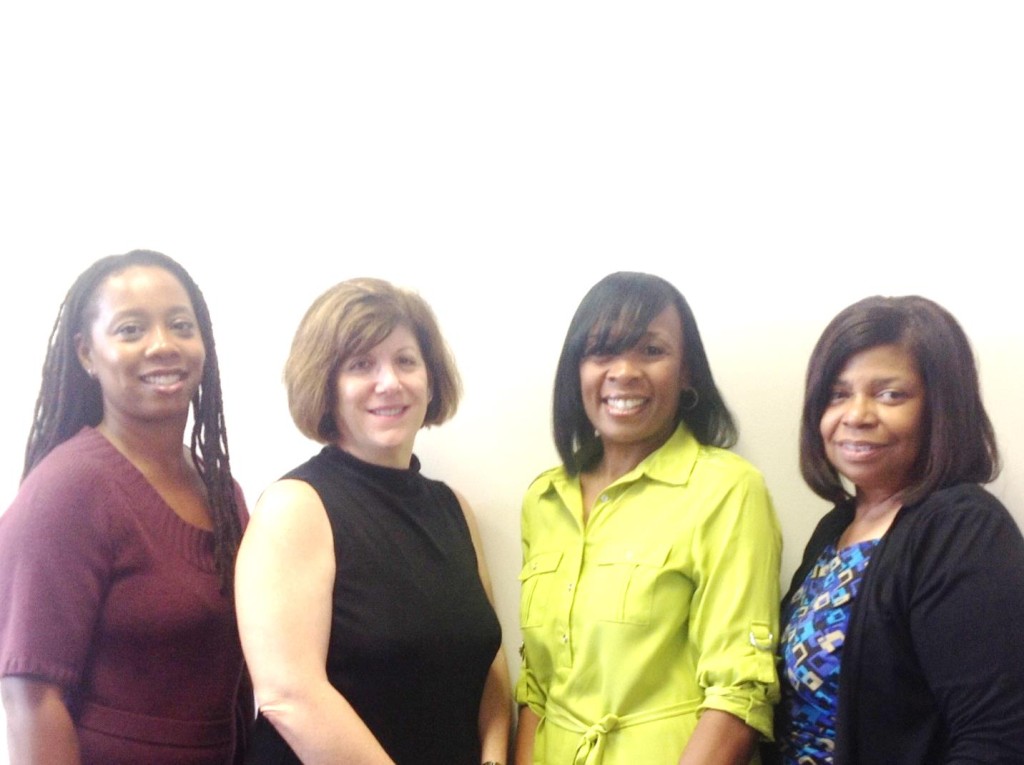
[24,249,242,591]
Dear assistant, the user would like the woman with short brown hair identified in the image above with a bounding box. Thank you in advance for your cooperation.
[237,277,510,765]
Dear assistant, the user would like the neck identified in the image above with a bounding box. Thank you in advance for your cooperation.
[97,416,191,474]
[584,442,658,501]
[588,454,640,490]
[854,488,904,520]
[593,430,675,488]
[335,442,414,471]
[838,489,904,548]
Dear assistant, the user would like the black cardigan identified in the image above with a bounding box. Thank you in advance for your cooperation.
[765,483,1024,764]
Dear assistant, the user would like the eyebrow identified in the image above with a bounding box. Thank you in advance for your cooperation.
[832,375,912,386]
[642,330,673,341]
[587,328,667,346]
[104,304,195,321]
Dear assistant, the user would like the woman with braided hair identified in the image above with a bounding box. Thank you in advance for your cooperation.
[0,250,250,764]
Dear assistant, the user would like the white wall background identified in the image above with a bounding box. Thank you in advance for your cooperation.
[2,4,1022,760]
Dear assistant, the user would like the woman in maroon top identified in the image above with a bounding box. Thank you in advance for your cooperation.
[0,250,249,765]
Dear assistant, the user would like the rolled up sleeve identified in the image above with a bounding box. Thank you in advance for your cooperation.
[690,471,782,738]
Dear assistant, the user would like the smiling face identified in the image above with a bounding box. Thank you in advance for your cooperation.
[333,324,430,468]
[76,265,205,433]
[579,304,688,469]
[820,343,926,505]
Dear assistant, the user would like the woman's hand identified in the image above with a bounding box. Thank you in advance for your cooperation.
[1,676,81,764]
[678,709,757,765]
[235,480,395,765]
[514,705,541,765]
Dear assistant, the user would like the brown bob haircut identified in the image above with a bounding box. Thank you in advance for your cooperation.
[285,278,461,443]
[800,295,1000,506]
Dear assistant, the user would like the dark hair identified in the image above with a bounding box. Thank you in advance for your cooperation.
[24,249,242,590]
[553,271,737,474]
[800,295,999,505]
[285,278,461,443]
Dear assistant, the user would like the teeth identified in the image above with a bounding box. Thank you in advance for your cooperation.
[843,442,879,453]
[143,373,184,385]
[372,407,404,416]
[605,397,646,413]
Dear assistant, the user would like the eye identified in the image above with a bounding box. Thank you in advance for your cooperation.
[114,322,144,340]
[827,388,850,404]
[346,357,374,373]
[641,344,667,357]
[170,318,196,336]
[397,354,421,368]
[877,389,908,403]
[583,347,613,364]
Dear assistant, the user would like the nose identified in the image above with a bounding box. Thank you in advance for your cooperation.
[841,394,877,427]
[607,354,639,383]
[374,363,401,393]
[145,326,179,358]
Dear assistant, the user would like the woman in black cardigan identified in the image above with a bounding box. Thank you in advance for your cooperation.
[767,295,1024,764]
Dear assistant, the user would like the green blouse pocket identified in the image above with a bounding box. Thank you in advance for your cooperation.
[593,545,670,625]
[519,551,563,629]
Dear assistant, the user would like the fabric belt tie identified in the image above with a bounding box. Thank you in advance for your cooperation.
[544,698,700,765]
[571,714,618,765]
[78,701,234,747]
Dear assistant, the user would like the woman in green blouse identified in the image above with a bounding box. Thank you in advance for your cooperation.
[515,272,781,765]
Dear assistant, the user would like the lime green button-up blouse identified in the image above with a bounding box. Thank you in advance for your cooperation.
[516,426,781,765]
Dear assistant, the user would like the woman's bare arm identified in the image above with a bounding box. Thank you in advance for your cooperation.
[456,491,512,763]
[678,709,757,765]
[235,480,394,765]
[1,676,81,765]
[514,705,541,765]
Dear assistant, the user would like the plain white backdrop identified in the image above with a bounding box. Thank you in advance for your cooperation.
[2,4,1022,761]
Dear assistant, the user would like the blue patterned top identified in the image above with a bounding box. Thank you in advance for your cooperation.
[776,539,880,764]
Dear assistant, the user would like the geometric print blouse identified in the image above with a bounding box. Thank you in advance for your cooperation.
[776,540,880,764]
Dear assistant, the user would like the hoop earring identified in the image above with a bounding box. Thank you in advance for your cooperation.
[679,388,699,412]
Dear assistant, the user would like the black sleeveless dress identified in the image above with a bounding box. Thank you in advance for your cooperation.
[246,446,502,765]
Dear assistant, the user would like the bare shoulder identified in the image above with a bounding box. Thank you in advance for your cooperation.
[237,479,335,604]
[253,479,323,517]
[245,479,331,550]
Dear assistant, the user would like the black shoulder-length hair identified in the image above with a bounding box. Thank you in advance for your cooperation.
[553,271,737,475]
[800,295,999,506]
